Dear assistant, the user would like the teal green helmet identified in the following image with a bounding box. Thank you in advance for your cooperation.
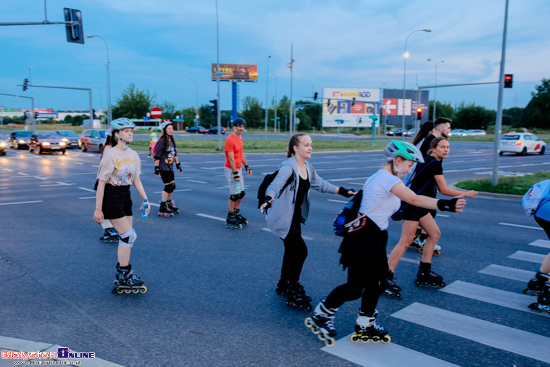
[384,140,424,163]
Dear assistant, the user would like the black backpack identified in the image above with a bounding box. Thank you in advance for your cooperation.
[257,170,294,208]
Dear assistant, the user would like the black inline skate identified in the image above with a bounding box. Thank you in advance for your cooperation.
[100,227,119,243]
[305,300,338,347]
[286,282,312,311]
[383,270,402,300]
[225,212,242,229]
[158,201,175,218]
[523,270,549,296]
[232,208,248,225]
[112,263,147,294]
[528,282,550,314]
[350,310,391,344]
[414,262,446,288]
[275,278,289,295]
[166,199,179,214]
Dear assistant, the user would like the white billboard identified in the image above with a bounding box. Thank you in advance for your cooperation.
[321,87,380,127]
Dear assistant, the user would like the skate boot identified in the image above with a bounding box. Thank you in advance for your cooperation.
[232,208,248,225]
[383,270,402,300]
[225,212,242,229]
[158,201,175,217]
[418,239,441,257]
[112,264,147,294]
[529,282,550,314]
[275,278,289,295]
[414,262,446,288]
[286,282,313,311]
[305,300,338,347]
[166,199,179,214]
[523,270,549,296]
[100,228,119,243]
[410,227,424,251]
[350,310,391,344]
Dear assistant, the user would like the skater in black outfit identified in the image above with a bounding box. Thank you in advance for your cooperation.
[419,117,451,157]
[306,140,467,346]
[260,133,354,311]
[154,121,182,217]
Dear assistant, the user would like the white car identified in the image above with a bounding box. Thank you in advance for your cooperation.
[449,129,469,137]
[467,129,486,136]
[499,132,546,156]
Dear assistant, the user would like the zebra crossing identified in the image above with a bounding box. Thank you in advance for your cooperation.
[322,239,550,367]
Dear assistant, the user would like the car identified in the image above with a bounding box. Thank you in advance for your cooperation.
[386,128,403,137]
[467,129,486,136]
[185,126,208,134]
[499,132,546,156]
[79,129,108,152]
[7,123,17,127]
[404,128,418,137]
[28,131,66,154]
[449,129,470,137]
[55,130,80,148]
[8,130,33,149]
[0,133,8,155]
[206,126,226,134]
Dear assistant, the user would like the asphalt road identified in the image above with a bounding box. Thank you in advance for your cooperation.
[0,142,549,367]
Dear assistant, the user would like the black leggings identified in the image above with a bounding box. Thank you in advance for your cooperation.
[280,221,308,283]
[535,216,550,240]
[324,219,388,315]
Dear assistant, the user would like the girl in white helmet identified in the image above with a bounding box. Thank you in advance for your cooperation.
[154,120,182,217]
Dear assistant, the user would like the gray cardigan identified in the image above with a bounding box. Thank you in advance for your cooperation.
[265,156,338,239]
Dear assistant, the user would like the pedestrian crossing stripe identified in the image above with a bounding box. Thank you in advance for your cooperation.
[529,239,550,249]
[478,264,534,282]
[508,251,547,264]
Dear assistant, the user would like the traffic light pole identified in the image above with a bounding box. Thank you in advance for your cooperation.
[0,93,35,131]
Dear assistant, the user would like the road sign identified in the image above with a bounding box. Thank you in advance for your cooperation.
[151,107,162,119]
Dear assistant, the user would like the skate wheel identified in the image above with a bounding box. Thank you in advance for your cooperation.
[350,334,359,343]
[305,304,313,312]
[324,337,335,347]
[414,280,421,286]
[116,289,124,294]
[124,289,131,294]
[132,288,140,294]
[361,336,370,343]
[382,335,391,344]
[395,293,402,300]
[140,285,148,294]
[434,250,440,256]
[304,318,313,328]
[419,248,423,253]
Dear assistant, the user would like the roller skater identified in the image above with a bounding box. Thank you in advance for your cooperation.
[305,300,338,347]
[310,141,466,347]
[523,270,548,296]
[232,208,248,225]
[286,282,312,311]
[410,230,441,256]
[112,263,147,294]
[225,211,242,229]
[528,282,550,314]
[154,121,182,217]
[350,310,391,344]
[414,261,446,288]
[382,270,402,300]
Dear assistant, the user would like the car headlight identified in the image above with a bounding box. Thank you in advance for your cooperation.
[18,139,25,144]
[59,142,66,146]
[62,138,69,142]
[42,142,50,146]
[0,142,6,147]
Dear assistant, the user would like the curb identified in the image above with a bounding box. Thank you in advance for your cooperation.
[449,184,522,201]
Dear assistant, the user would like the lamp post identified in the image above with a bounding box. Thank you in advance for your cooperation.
[379,82,386,134]
[187,79,198,115]
[87,35,112,124]
[272,73,278,133]
[287,44,296,136]
[402,29,431,140]
[28,66,33,83]
[264,55,271,139]
[427,59,444,121]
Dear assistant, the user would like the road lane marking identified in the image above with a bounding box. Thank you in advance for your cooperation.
[39,182,75,187]
[499,223,543,230]
[478,264,533,282]
[0,200,42,206]
[529,239,550,249]
[79,196,96,199]
[391,302,550,364]
[196,213,225,222]
[187,180,208,184]
[78,187,95,192]
[328,199,348,204]
[508,251,547,264]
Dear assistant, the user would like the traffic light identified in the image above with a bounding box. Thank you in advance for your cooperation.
[352,97,356,106]
[64,8,84,44]
[416,107,423,120]
[23,78,29,91]
[209,99,218,116]
[504,74,513,88]
[313,92,318,101]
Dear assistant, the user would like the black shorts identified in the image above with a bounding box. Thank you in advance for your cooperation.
[102,184,133,220]
[402,203,436,222]
[160,170,175,184]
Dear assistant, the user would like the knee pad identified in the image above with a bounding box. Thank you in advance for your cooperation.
[119,229,137,248]
[230,194,239,202]
[164,182,176,193]
[239,190,245,199]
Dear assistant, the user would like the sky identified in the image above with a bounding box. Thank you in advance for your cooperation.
[0,0,549,115]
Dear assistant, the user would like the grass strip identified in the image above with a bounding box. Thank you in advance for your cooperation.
[455,171,550,195]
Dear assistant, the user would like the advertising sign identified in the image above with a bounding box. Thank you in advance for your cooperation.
[322,88,380,127]
[211,64,258,82]
[380,89,429,127]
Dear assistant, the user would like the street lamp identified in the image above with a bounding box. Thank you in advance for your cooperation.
[187,79,198,114]
[87,35,112,124]
[28,66,33,83]
[402,29,431,140]
[264,55,271,139]
[427,59,444,121]
[272,73,278,133]
[287,44,296,136]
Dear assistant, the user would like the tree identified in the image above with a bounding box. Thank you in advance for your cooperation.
[158,101,177,119]
[112,83,157,119]
[522,78,550,129]
[453,103,495,129]
[429,101,454,120]
[241,96,262,128]
[503,107,524,128]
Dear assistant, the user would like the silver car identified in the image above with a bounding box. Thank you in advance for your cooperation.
[55,130,80,149]
[79,129,108,152]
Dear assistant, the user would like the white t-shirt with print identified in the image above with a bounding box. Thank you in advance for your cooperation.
[358,169,402,230]
[97,147,141,186]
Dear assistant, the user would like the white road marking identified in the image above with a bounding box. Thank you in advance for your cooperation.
[79,196,96,200]
[328,199,348,204]
[196,213,226,222]
[478,264,534,282]
[529,239,550,249]
[0,200,42,206]
[508,251,547,264]
[39,182,75,187]
[499,222,543,230]
[78,187,95,192]
[187,180,208,184]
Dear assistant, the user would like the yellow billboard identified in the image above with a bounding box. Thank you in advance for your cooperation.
[211,64,258,82]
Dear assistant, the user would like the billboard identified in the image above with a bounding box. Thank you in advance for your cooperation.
[380,89,429,127]
[322,88,380,127]
[211,64,258,82]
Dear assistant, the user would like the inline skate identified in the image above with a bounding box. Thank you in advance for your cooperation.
[166,199,179,214]
[100,228,119,243]
[382,270,402,300]
[286,282,312,311]
[275,278,289,295]
[410,229,441,256]
[305,300,338,347]
[158,201,175,217]
[232,208,248,225]
[523,270,549,296]
[414,262,446,288]
[528,282,550,314]
[225,212,242,229]
[350,310,391,344]
[112,264,147,294]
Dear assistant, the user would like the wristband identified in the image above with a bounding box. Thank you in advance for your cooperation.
[245,165,250,171]
[338,187,353,198]
[176,163,181,171]
[437,198,458,212]
[264,197,273,210]
[154,166,160,175]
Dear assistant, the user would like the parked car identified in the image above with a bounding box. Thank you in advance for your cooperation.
[0,133,8,155]
[8,130,33,149]
[185,126,208,134]
[79,129,108,152]
[206,126,226,135]
[55,130,80,148]
[499,132,546,156]
[7,123,17,127]
[386,128,403,137]
[449,129,470,137]
[28,131,66,154]
[468,129,486,136]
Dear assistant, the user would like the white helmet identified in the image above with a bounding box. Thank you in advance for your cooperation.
[160,120,173,130]
[111,118,136,131]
